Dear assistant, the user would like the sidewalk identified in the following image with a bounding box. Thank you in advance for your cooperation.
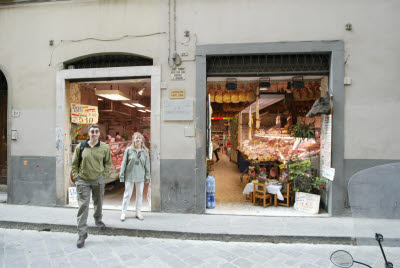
[0,203,399,247]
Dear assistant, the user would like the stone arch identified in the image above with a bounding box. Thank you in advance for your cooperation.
[64,52,153,69]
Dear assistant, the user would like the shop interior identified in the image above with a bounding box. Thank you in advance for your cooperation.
[66,78,151,211]
[206,76,329,216]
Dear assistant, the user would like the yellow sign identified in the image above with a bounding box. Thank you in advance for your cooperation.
[170,89,185,99]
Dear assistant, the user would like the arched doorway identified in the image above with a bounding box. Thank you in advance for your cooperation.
[0,70,7,185]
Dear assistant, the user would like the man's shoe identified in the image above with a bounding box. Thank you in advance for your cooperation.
[120,213,126,221]
[77,233,88,248]
[95,221,106,230]
[136,214,144,221]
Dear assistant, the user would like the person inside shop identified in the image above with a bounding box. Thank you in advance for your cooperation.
[71,124,112,248]
[119,132,151,221]
[212,136,220,162]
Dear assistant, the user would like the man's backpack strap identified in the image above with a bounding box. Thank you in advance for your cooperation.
[78,140,88,168]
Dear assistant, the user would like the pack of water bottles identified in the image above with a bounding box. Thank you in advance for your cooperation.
[206,175,215,209]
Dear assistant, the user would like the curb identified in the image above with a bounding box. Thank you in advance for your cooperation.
[0,221,355,245]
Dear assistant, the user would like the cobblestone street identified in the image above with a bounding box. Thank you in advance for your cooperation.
[1,228,399,268]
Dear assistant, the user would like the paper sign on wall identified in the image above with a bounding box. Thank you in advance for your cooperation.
[68,186,92,206]
[163,100,193,121]
[71,104,99,124]
[68,187,78,206]
[322,167,335,181]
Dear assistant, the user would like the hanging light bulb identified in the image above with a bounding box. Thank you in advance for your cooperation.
[138,87,145,95]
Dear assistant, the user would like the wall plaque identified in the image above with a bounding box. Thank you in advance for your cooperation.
[171,67,186,80]
[170,89,185,99]
[163,100,193,121]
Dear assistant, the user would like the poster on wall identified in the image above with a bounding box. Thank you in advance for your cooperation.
[320,115,333,180]
[71,104,99,124]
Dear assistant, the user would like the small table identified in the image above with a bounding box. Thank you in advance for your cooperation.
[243,183,284,207]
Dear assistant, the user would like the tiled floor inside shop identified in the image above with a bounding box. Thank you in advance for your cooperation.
[208,151,328,217]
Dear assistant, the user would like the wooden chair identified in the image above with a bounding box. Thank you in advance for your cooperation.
[253,183,273,207]
[277,181,295,207]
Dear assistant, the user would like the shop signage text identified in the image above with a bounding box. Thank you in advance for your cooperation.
[170,89,185,99]
[71,104,99,124]
[163,100,193,121]
[171,67,186,80]
[294,192,320,214]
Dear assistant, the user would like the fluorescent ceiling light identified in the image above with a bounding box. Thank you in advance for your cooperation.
[98,98,103,101]
[138,110,146,113]
[122,103,136,108]
[95,90,130,101]
[145,109,151,112]
[133,102,145,108]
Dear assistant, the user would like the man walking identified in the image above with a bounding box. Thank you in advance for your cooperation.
[71,124,111,248]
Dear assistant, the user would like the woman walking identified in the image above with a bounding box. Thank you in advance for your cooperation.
[119,132,150,221]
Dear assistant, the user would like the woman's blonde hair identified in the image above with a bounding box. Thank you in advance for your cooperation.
[131,132,149,151]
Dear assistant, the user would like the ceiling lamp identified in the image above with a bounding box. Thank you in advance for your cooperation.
[138,109,146,113]
[95,85,130,101]
[225,78,237,90]
[138,87,146,95]
[292,76,304,89]
[259,77,271,91]
[145,109,151,112]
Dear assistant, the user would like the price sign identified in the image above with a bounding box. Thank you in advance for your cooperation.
[68,187,78,206]
[71,104,99,124]
[294,192,320,214]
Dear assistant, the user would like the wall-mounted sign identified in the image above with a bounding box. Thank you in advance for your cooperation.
[320,115,332,181]
[171,67,185,80]
[163,100,193,121]
[71,104,99,124]
[170,89,185,99]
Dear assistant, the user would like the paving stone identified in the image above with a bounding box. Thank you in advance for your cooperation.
[232,257,255,268]
[51,256,71,267]
[1,228,400,268]
[219,262,238,268]
[183,255,205,266]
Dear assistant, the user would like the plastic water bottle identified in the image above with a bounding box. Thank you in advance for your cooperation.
[210,192,215,208]
[206,176,215,209]
[206,192,211,208]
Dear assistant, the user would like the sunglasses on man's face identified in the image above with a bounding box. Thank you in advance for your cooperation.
[90,130,100,134]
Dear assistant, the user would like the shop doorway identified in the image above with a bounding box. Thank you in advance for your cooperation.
[56,64,161,211]
[0,70,7,186]
[206,75,330,217]
[65,79,152,211]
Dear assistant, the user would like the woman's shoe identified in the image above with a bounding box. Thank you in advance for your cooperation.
[136,214,144,220]
[120,213,126,221]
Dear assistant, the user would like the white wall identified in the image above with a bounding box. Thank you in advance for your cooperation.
[1,0,399,160]
[174,0,400,160]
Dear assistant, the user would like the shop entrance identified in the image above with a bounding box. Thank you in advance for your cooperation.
[0,70,7,186]
[206,75,331,216]
[65,78,152,211]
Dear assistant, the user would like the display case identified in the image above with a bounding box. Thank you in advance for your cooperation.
[238,128,320,163]
[107,141,131,184]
